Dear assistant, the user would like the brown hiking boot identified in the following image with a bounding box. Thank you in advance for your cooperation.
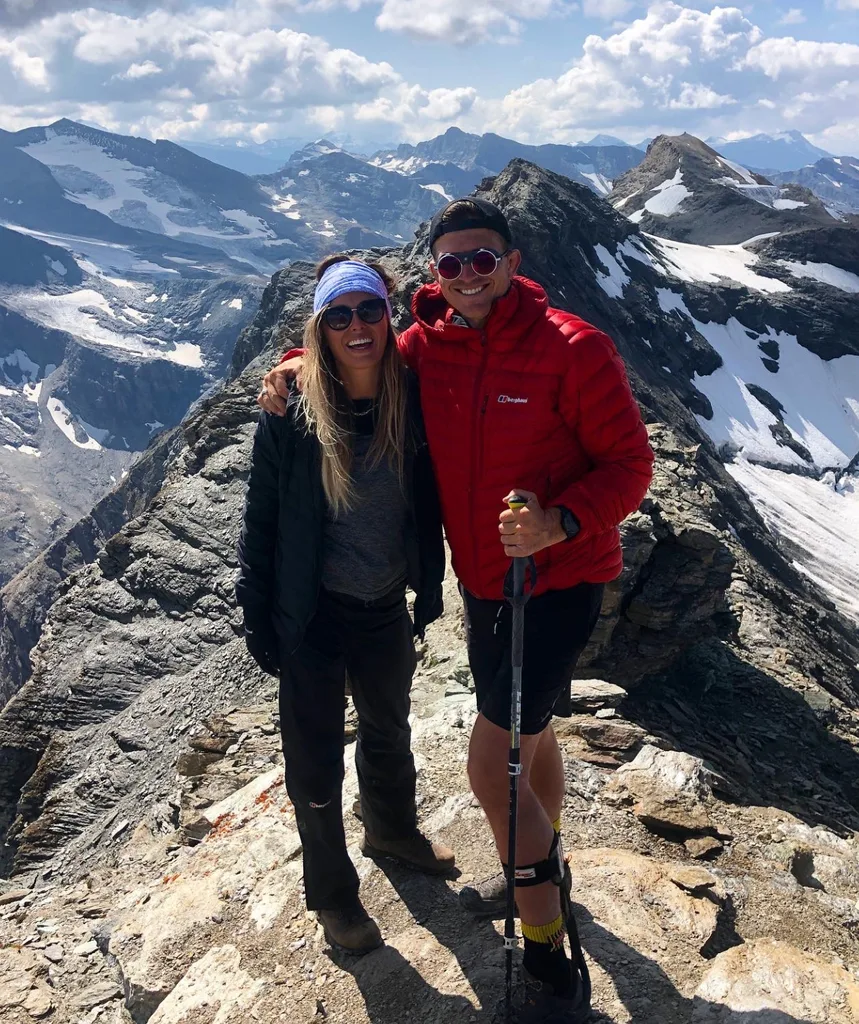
[362,830,456,875]
[317,902,382,955]
[459,871,511,917]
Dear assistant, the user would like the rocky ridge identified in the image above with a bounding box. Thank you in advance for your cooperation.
[1,159,858,1022]
[610,134,836,244]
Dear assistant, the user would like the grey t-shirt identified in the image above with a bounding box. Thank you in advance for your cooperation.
[321,401,409,601]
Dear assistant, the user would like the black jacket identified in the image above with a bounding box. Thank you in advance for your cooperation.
[236,373,445,659]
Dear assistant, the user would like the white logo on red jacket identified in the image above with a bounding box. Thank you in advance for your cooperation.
[498,395,528,404]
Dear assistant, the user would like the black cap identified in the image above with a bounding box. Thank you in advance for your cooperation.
[428,197,512,252]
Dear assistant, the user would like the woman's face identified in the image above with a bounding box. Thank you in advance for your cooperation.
[321,290,389,373]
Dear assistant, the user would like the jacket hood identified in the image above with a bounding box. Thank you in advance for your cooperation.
[410,276,550,351]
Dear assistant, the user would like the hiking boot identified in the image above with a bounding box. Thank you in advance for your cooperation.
[459,871,513,918]
[317,902,382,955]
[492,971,591,1023]
[362,830,456,875]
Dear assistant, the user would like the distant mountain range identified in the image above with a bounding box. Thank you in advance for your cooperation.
[705,130,833,173]
[181,132,397,176]
[369,126,643,197]
[769,157,859,220]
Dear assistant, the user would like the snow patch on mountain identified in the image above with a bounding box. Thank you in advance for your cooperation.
[630,169,692,221]
[0,287,203,367]
[592,244,630,299]
[1,349,40,381]
[716,156,758,186]
[690,318,859,468]
[22,132,274,243]
[47,397,102,451]
[420,183,453,201]
[778,261,859,294]
[579,171,613,196]
[644,236,790,294]
[728,461,859,621]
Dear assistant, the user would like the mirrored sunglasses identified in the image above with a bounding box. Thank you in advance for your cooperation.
[436,248,508,282]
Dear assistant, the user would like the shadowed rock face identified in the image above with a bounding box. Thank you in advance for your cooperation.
[1,159,858,884]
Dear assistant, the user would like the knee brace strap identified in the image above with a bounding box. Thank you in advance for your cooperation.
[505,832,565,889]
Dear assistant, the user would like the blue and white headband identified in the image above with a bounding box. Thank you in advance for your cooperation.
[313,260,392,317]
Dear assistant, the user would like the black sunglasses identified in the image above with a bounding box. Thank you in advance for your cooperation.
[435,247,509,282]
[322,297,387,332]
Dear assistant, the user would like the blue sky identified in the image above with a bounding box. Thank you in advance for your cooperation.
[1,0,858,153]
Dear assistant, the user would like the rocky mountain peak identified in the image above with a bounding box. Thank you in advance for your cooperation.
[610,133,838,243]
[287,139,344,162]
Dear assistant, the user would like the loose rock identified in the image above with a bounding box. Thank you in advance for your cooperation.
[693,939,859,1022]
[568,679,628,712]
[603,744,719,838]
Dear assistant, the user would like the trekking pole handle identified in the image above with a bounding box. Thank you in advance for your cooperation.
[507,495,528,600]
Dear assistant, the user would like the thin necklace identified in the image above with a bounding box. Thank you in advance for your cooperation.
[352,398,377,417]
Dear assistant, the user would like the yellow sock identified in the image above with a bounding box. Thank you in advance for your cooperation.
[552,817,562,835]
[522,914,566,947]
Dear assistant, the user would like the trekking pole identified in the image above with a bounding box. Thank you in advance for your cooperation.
[505,495,529,1022]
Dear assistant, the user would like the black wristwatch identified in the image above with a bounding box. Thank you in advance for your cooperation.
[556,505,580,542]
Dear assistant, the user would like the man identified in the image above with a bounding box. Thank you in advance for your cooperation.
[259,198,654,1022]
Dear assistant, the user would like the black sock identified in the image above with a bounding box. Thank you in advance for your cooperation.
[522,920,575,997]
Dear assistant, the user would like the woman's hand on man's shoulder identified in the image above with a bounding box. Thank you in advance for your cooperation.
[258,353,305,416]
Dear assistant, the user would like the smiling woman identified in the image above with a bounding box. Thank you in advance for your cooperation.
[235,252,453,952]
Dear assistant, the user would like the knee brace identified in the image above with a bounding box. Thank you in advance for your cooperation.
[504,831,566,889]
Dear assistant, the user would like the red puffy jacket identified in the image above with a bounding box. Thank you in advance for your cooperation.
[398,276,654,600]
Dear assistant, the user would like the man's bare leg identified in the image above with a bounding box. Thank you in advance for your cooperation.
[468,714,561,927]
[529,724,564,827]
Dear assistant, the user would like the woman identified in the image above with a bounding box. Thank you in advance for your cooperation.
[236,256,455,955]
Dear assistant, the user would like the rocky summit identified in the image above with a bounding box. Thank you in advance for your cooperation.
[610,134,837,244]
[1,159,859,1024]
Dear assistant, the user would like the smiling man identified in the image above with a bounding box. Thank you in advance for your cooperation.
[259,197,654,1022]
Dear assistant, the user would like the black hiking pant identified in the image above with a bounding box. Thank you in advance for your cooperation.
[278,585,418,910]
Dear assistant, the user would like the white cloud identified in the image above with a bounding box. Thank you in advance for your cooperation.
[741,37,859,79]
[0,35,48,85]
[119,60,162,79]
[778,7,806,23]
[581,0,634,18]
[0,0,483,142]
[373,0,559,44]
[1,0,858,154]
[488,3,759,139]
[667,82,736,108]
[482,3,859,152]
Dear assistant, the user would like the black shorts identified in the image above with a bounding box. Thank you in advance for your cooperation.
[462,582,605,736]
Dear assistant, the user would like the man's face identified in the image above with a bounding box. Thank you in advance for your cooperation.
[430,228,521,327]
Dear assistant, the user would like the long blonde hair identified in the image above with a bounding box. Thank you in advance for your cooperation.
[298,256,407,517]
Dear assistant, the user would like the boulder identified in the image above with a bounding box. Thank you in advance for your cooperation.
[693,939,859,1022]
[567,680,628,712]
[602,745,720,838]
[570,848,725,953]
[762,820,859,898]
